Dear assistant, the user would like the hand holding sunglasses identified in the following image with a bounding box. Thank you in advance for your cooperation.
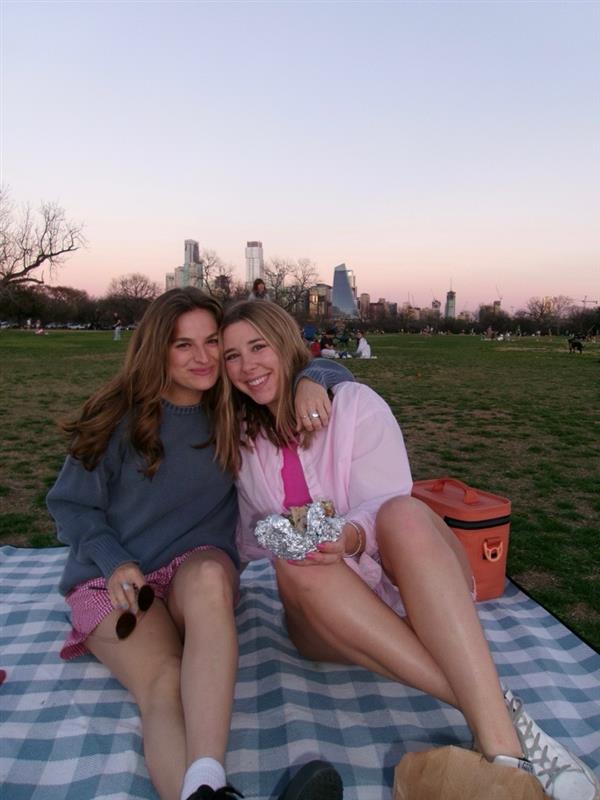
[115,584,155,640]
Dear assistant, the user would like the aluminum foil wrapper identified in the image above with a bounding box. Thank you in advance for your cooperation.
[254,501,345,560]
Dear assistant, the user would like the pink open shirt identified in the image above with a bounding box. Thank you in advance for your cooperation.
[235,382,419,615]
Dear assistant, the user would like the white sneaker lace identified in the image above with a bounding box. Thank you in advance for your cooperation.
[508,694,575,792]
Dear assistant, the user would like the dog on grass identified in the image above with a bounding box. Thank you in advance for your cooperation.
[568,337,584,354]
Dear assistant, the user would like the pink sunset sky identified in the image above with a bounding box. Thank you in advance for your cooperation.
[2,1,599,314]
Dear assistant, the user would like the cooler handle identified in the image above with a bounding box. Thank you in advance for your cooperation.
[483,538,503,562]
[430,477,479,506]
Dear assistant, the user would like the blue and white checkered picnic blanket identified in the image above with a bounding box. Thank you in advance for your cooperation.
[1,546,599,800]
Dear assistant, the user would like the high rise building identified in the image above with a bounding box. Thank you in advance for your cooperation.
[445,290,456,319]
[346,268,357,300]
[184,239,200,267]
[331,264,359,318]
[166,240,204,290]
[401,302,420,321]
[245,241,264,285]
[308,283,332,319]
[369,300,386,320]
[359,293,370,318]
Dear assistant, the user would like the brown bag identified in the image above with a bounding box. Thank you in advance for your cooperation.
[393,746,544,800]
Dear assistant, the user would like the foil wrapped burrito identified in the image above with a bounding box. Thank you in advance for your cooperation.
[254,500,345,560]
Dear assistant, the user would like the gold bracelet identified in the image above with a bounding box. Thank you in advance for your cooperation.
[345,520,364,558]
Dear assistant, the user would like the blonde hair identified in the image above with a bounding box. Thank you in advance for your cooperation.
[62,288,223,477]
[216,301,310,475]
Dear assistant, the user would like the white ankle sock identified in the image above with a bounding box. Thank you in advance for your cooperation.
[181,757,226,800]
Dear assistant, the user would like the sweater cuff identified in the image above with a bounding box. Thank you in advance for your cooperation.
[85,533,140,580]
[294,358,353,390]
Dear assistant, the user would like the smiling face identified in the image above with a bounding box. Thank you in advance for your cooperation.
[222,320,282,413]
[163,308,220,405]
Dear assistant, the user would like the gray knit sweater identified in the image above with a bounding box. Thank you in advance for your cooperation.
[49,359,353,595]
[49,400,239,595]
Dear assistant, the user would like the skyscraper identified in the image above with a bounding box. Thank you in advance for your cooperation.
[166,240,204,290]
[359,293,371,318]
[245,241,264,285]
[445,290,456,319]
[331,264,359,318]
[346,268,357,300]
[184,239,200,267]
[308,283,332,319]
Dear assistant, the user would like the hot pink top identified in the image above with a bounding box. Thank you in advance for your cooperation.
[281,443,312,509]
[236,382,414,614]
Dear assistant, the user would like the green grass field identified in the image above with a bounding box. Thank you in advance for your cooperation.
[1,329,599,649]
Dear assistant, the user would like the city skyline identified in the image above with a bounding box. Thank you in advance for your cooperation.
[2,2,598,314]
[160,237,596,315]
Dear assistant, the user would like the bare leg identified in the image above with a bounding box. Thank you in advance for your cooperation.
[376,496,521,759]
[87,549,239,800]
[167,549,239,767]
[275,558,459,704]
[274,496,521,759]
[87,602,186,800]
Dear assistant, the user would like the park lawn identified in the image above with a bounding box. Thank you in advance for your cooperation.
[0,329,599,650]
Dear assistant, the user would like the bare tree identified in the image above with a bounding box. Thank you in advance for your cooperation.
[0,190,85,289]
[263,257,289,305]
[190,249,244,301]
[264,257,319,313]
[526,295,574,334]
[227,279,250,303]
[196,249,224,291]
[107,272,160,301]
[550,295,576,319]
[106,272,160,323]
[195,249,233,299]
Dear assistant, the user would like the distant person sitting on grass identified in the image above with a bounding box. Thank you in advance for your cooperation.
[319,329,339,358]
[307,337,321,357]
[354,330,372,358]
[47,287,348,800]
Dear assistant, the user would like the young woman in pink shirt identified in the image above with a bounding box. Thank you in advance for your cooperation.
[217,300,599,800]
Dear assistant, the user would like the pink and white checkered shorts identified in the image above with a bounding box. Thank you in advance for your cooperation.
[61,546,214,660]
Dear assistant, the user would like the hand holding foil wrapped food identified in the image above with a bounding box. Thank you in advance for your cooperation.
[254,500,345,560]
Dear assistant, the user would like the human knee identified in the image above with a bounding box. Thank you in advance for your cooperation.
[180,556,236,608]
[376,496,440,553]
[377,495,429,530]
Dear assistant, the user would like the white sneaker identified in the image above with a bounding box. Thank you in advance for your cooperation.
[495,688,600,800]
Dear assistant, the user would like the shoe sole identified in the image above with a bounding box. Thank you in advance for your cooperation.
[279,761,343,800]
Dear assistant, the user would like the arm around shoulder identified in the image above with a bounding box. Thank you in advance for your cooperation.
[295,357,355,390]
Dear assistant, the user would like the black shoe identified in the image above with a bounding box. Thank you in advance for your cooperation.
[186,785,244,800]
[279,761,343,800]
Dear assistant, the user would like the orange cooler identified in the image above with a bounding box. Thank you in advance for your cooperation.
[411,477,511,601]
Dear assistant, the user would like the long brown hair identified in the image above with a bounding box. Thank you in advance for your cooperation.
[216,301,310,475]
[62,288,223,476]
